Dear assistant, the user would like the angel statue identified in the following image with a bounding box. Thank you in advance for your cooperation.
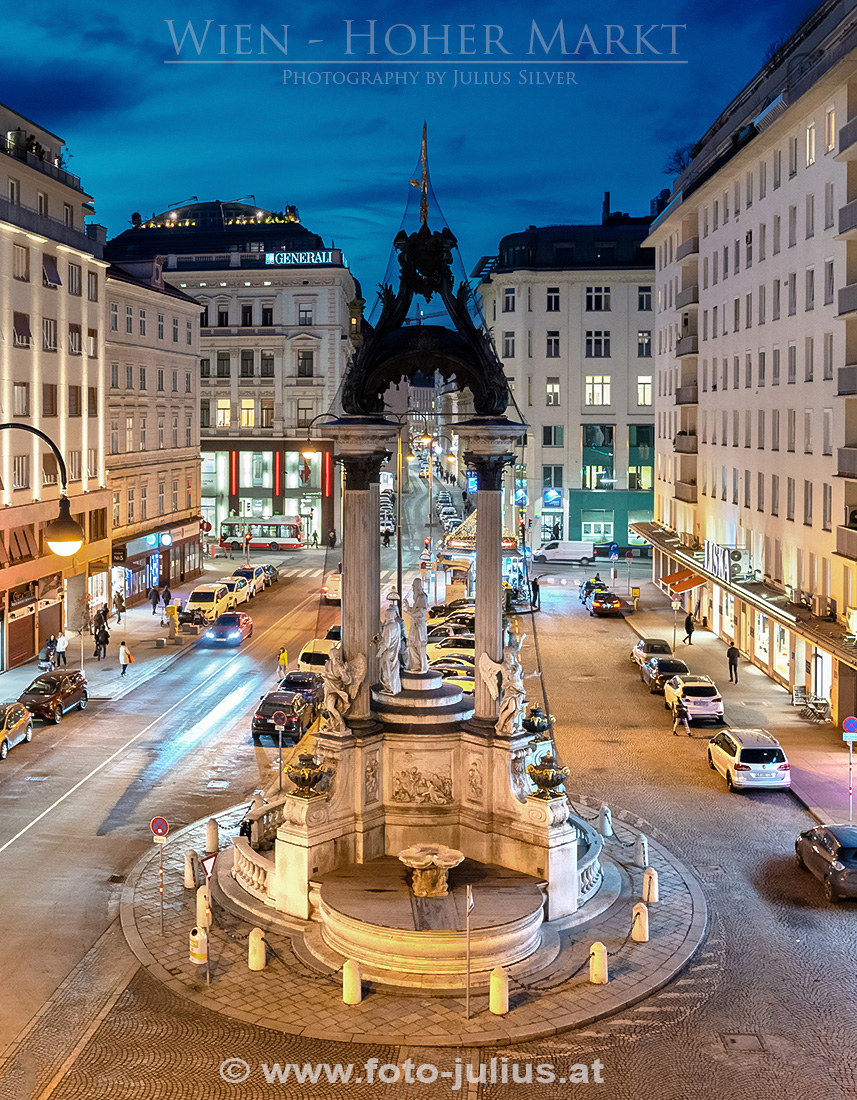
[404,577,428,673]
[478,633,527,737]
[375,600,403,695]
[321,644,366,733]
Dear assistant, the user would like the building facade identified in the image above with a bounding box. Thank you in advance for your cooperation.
[0,102,110,669]
[640,0,857,721]
[105,202,362,546]
[104,261,202,605]
[475,198,656,548]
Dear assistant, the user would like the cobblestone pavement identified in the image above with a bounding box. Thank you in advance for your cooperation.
[4,565,857,1099]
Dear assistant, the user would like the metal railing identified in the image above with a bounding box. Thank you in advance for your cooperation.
[0,195,100,255]
[0,134,83,191]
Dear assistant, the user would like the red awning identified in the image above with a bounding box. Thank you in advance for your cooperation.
[661,568,693,585]
[671,574,706,593]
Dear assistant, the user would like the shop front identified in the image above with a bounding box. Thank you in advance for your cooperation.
[6,583,37,669]
[112,522,202,605]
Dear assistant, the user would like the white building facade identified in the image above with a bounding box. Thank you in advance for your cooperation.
[640,0,857,721]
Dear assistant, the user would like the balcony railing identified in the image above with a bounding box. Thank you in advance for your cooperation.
[838,115,857,158]
[838,364,857,395]
[676,334,699,357]
[0,134,83,192]
[676,285,699,309]
[674,434,698,453]
[837,525,857,561]
[675,481,698,503]
[840,199,857,236]
[676,237,699,261]
[0,195,100,256]
[838,447,857,478]
[675,385,699,406]
[838,282,857,317]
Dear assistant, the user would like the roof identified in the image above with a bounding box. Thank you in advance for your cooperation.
[723,728,777,746]
[106,263,198,306]
[482,221,654,276]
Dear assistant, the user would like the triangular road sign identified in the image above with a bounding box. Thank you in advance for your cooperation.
[200,853,218,881]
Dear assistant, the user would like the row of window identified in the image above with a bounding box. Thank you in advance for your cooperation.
[541,460,653,494]
[11,381,97,419]
[7,180,77,229]
[109,414,194,454]
[501,330,652,360]
[200,397,315,429]
[11,312,97,355]
[501,285,652,313]
[696,467,833,529]
[109,303,192,345]
[666,405,835,455]
[199,303,313,327]
[200,350,314,378]
[113,477,194,527]
[12,244,98,300]
[10,449,98,490]
[110,363,193,393]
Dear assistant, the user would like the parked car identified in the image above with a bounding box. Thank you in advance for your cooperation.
[251,688,310,740]
[222,575,252,609]
[0,701,33,759]
[380,520,395,536]
[707,728,791,791]
[438,667,475,693]
[19,670,88,724]
[325,624,342,641]
[426,635,477,661]
[586,589,623,616]
[427,623,474,641]
[431,610,476,631]
[202,612,254,646]
[232,565,267,595]
[640,657,690,693]
[630,638,673,667]
[533,540,596,565]
[429,655,476,673]
[795,824,857,902]
[259,563,280,584]
[579,578,609,603]
[277,670,324,713]
[429,599,475,619]
[664,674,724,723]
[185,582,231,622]
[322,572,342,603]
[297,639,336,671]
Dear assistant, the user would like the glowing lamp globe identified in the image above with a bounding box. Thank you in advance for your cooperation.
[45,496,85,557]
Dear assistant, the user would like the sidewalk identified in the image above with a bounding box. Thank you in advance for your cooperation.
[624,578,854,824]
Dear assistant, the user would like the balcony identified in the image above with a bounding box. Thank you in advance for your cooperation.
[675,385,699,406]
[837,115,857,160]
[675,481,698,503]
[675,237,699,261]
[837,525,857,561]
[838,364,857,395]
[676,285,699,309]
[674,433,698,454]
[676,334,698,357]
[0,134,83,192]
[839,198,857,237]
[838,282,857,317]
[200,325,288,338]
[0,195,100,256]
[838,447,857,478]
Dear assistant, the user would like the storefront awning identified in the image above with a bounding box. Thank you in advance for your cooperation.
[661,567,694,585]
[671,573,707,593]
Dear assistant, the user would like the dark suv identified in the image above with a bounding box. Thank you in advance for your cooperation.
[252,689,309,740]
[19,670,88,723]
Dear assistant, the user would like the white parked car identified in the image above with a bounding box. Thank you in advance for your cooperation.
[322,572,342,603]
[663,674,724,723]
[532,540,596,565]
[630,637,673,667]
[231,565,267,595]
[707,728,791,791]
[297,639,336,672]
[222,576,252,609]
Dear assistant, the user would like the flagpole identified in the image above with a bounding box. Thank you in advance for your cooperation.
[465,884,472,1020]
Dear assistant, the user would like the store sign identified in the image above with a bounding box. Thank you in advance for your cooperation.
[9,582,35,609]
[704,540,732,586]
[265,250,336,266]
[544,488,562,508]
[38,572,62,599]
[112,547,127,565]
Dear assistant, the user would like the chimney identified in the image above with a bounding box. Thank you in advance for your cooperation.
[602,191,611,224]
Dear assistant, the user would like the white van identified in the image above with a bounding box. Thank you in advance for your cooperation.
[532,540,596,565]
[184,582,231,621]
[297,639,336,671]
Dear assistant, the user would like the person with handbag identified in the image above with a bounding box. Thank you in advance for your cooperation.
[119,642,134,677]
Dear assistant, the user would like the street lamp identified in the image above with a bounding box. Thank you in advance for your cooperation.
[0,424,85,556]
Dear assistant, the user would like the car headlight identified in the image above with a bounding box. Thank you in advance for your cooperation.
[204,631,215,639]
[228,631,242,639]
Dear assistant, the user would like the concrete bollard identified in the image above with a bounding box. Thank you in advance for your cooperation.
[205,818,219,855]
[184,849,200,889]
[589,942,609,984]
[634,833,649,868]
[342,959,362,1005]
[489,967,509,1015]
[632,902,650,943]
[196,884,212,929]
[598,804,613,837]
[643,867,659,904]
[248,928,266,971]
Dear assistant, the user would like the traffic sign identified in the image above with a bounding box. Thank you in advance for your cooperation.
[843,715,857,740]
[200,853,218,880]
[272,710,288,729]
[626,550,634,561]
[671,600,682,611]
[150,816,169,837]
[609,551,619,562]
[608,542,618,555]
[201,520,212,533]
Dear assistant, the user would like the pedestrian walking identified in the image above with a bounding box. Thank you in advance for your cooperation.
[311,530,319,548]
[118,641,134,677]
[328,530,337,549]
[95,625,110,661]
[672,698,691,735]
[45,635,57,670]
[93,608,104,635]
[113,590,125,624]
[55,630,68,666]
[277,646,289,678]
[727,643,740,682]
[683,613,695,645]
[162,585,172,610]
[383,531,392,548]
[530,575,541,610]
[552,522,561,540]
[149,586,160,615]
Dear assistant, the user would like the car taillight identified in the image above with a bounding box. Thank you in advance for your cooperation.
[778,762,790,771]
[712,696,722,703]
[254,713,264,720]
[734,763,751,771]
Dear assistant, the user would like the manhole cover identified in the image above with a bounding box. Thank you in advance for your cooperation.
[721,1033,765,1051]
[206,780,230,790]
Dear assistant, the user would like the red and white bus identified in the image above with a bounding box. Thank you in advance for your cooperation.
[219,517,303,552]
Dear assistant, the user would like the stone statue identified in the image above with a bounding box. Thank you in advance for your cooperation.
[404,577,428,673]
[321,644,366,733]
[478,633,527,737]
[375,601,403,695]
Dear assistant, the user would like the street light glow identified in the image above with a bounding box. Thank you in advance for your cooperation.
[45,495,85,557]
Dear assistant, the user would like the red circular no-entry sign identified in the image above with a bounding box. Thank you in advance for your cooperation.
[150,816,170,837]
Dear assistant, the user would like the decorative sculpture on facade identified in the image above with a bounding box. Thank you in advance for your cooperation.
[374,598,403,695]
[321,644,366,732]
[404,577,429,673]
[478,633,527,737]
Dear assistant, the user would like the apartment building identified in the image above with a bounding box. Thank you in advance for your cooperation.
[475,196,656,548]
[104,261,202,605]
[0,102,110,669]
[639,0,857,719]
[105,201,362,544]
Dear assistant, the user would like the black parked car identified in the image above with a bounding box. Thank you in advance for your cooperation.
[252,689,310,740]
[277,671,324,713]
[640,657,690,694]
[259,563,280,584]
[19,670,88,723]
[795,824,857,902]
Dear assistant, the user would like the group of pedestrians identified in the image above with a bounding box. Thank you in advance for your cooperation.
[148,585,172,616]
[40,632,68,669]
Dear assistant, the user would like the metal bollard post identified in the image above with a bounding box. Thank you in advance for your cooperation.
[196,884,212,929]
[643,867,659,904]
[248,928,266,971]
[589,942,609,984]
[634,834,649,868]
[489,967,509,1015]
[205,818,219,855]
[342,959,362,1005]
[598,804,613,837]
[184,849,200,889]
[632,902,649,942]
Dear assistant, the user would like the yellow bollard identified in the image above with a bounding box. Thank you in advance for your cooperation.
[643,867,659,904]
[489,967,509,1015]
[342,958,362,1005]
[589,942,609,984]
[632,902,649,942]
[248,928,266,971]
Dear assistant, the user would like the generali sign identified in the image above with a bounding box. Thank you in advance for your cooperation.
[704,540,732,585]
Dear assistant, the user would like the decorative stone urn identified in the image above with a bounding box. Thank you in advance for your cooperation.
[522,704,555,738]
[398,842,465,898]
[284,753,327,798]
[526,753,570,800]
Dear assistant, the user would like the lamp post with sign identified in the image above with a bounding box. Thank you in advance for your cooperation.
[150,816,170,934]
[272,710,288,792]
[672,599,682,649]
[844,717,857,822]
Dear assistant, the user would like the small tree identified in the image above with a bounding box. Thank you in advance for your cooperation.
[663,144,694,176]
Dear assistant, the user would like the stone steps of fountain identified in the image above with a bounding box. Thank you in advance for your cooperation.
[371,683,464,709]
[372,698,475,725]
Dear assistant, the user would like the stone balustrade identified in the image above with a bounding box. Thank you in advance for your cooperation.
[244,796,290,848]
[232,837,275,905]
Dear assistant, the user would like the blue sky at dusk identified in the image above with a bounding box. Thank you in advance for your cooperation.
[4,0,811,296]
